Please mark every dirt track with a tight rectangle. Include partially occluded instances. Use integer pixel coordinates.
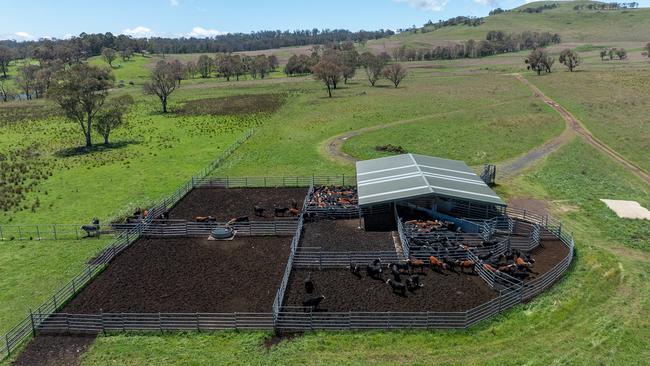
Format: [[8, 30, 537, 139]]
[[322, 73, 650, 184], [510, 74, 650, 184]]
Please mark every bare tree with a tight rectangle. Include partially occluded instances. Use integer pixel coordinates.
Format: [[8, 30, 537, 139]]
[[94, 95, 134, 144], [144, 60, 180, 113], [101, 48, 117, 67], [48, 63, 114, 147], [197, 55, 213, 78], [311, 54, 342, 97], [185, 61, 198, 79], [360, 52, 386, 86], [559, 49, 581, 72], [382, 63, 408, 88], [0, 46, 14, 78], [15, 64, 40, 99]]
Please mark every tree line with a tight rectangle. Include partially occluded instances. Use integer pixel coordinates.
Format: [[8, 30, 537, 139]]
[[0, 28, 395, 59], [573, 2, 639, 10], [519, 4, 559, 13], [389, 31, 560, 62]]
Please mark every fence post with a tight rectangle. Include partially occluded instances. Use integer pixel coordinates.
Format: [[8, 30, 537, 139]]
[[196, 313, 200, 332], [52, 225, 57, 240], [5, 333, 10, 356], [235, 312, 238, 331], [101, 310, 106, 336], [29, 309, 36, 337], [0, 225, 3, 240], [75, 226, 79, 240], [18, 226, 22, 240], [159, 313, 163, 334], [36, 226, 41, 240]]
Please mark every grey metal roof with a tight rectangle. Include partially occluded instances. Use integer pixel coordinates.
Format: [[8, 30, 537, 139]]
[[356, 153, 504, 206]]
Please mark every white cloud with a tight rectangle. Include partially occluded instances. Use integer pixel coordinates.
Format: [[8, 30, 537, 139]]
[[121, 26, 154, 37], [474, 0, 498, 6], [188, 26, 227, 37], [170, 0, 179, 6], [393, 0, 448, 11], [14, 31, 33, 39]]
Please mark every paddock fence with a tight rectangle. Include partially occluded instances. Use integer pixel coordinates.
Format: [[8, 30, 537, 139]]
[[0, 223, 114, 241], [195, 175, 356, 189], [272, 185, 313, 315], [33, 312, 275, 334], [274, 283, 524, 331], [137, 220, 299, 237], [293, 247, 401, 269]]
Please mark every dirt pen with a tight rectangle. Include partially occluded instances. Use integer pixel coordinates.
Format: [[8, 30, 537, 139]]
[[168, 187, 309, 221], [63, 236, 292, 314]]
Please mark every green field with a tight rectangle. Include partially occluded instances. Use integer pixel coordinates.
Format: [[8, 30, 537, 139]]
[[2, 2, 650, 364], [523, 67, 650, 172], [375, 0, 650, 46]]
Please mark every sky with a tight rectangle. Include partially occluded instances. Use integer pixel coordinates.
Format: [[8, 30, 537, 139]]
[[1, 0, 649, 40]]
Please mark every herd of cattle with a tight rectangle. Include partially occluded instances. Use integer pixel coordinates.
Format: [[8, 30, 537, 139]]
[[307, 186, 358, 209], [300, 249, 537, 310]]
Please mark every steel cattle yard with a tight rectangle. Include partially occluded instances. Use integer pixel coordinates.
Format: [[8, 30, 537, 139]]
[[1, 154, 575, 360]]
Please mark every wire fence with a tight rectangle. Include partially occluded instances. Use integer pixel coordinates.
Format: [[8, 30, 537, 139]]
[[0, 224, 112, 241]]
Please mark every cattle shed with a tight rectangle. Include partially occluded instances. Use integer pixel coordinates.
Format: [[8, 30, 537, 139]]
[[356, 154, 506, 231]]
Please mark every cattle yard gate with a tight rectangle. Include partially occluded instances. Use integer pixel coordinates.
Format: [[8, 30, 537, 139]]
[[0, 138, 575, 359]]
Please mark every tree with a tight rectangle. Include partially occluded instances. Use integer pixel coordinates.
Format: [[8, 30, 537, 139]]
[[185, 61, 198, 79], [101, 47, 117, 67], [340, 49, 359, 84], [48, 63, 114, 147], [15, 64, 40, 99], [0, 46, 14, 78], [267, 55, 279, 71], [311, 54, 342, 97], [169, 60, 186, 84], [120, 48, 134, 61], [382, 63, 408, 88], [644, 43, 650, 58], [360, 52, 386, 86], [525, 49, 554, 75], [94, 95, 134, 144], [197, 55, 213, 78], [600, 49, 608, 61], [144, 60, 180, 113], [615, 48, 627, 60], [0, 78, 15, 102], [559, 49, 581, 72], [216, 54, 234, 81]]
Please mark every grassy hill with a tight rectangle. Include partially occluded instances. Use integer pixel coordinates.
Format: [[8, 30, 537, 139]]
[[370, 0, 650, 48]]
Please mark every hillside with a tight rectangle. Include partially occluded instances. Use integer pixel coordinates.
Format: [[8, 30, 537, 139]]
[[370, 0, 650, 48]]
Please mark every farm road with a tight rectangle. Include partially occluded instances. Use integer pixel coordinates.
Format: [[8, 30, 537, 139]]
[[511, 74, 650, 184], [322, 73, 650, 185]]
